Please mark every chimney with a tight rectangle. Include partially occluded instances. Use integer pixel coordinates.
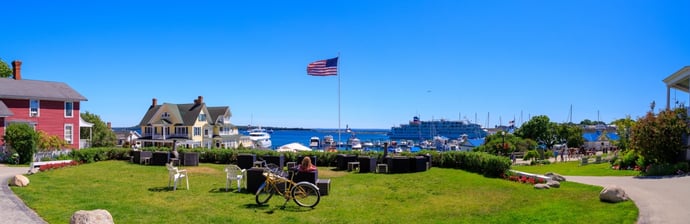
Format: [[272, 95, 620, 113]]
[[152, 98, 157, 107], [11, 60, 22, 80], [107, 122, 112, 130], [197, 96, 203, 105]]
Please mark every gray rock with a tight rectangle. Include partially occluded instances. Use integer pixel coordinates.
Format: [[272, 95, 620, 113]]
[[70, 209, 114, 224], [546, 180, 561, 188], [545, 172, 566, 182], [10, 174, 29, 187], [534, 183, 550, 189], [599, 185, 628, 203]]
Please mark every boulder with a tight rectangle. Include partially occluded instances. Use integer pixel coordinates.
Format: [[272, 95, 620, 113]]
[[545, 172, 566, 182], [70, 209, 114, 224], [10, 175, 29, 187], [534, 183, 550, 189], [546, 180, 561, 188], [599, 185, 628, 203]]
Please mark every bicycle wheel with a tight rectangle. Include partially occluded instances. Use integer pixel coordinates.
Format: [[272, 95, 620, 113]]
[[255, 182, 274, 205], [291, 182, 320, 208]]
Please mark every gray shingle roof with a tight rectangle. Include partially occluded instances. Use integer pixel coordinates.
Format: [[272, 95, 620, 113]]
[[0, 78, 87, 101]]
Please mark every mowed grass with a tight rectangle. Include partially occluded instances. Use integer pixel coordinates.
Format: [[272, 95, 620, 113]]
[[12, 161, 637, 223], [512, 161, 640, 176]]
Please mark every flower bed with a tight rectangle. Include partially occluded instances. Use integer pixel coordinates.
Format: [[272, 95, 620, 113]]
[[502, 171, 548, 185], [38, 160, 78, 171]]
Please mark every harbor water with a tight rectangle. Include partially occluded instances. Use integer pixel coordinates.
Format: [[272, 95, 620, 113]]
[[267, 129, 390, 150]]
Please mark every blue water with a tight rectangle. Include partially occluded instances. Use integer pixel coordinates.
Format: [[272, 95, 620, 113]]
[[267, 129, 390, 150]]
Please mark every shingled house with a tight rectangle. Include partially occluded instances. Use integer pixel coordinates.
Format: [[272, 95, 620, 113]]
[[0, 60, 88, 150], [136, 96, 244, 149]]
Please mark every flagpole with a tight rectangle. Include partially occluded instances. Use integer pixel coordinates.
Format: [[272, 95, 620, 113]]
[[337, 52, 341, 150]]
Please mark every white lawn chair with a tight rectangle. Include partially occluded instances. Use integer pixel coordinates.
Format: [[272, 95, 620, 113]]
[[166, 163, 189, 190], [224, 164, 246, 192]]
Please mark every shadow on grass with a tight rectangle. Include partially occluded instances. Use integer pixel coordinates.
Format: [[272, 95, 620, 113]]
[[243, 203, 315, 214], [208, 188, 250, 194], [148, 186, 175, 192]]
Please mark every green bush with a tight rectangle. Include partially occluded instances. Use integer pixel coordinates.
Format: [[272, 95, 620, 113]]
[[615, 150, 638, 169], [644, 162, 689, 176], [3, 123, 39, 164], [523, 150, 539, 161]]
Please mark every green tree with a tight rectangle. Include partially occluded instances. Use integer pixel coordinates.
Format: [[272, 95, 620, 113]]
[[80, 111, 117, 147], [0, 58, 11, 78], [3, 123, 39, 164], [516, 115, 559, 149], [612, 116, 636, 150], [555, 123, 584, 148], [631, 107, 688, 164]]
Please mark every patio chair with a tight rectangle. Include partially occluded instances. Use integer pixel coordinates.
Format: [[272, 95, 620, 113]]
[[224, 164, 246, 192], [166, 163, 189, 190]]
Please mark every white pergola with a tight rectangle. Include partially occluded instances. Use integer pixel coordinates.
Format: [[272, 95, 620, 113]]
[[663, 66, 690, 110], [79, 117, 93, 149]]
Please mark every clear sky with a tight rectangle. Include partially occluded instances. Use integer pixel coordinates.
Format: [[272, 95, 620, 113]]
[[2, 0, 689, 129]]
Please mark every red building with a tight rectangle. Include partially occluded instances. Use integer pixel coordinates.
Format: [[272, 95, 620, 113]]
[[0, 60, 88, 150]]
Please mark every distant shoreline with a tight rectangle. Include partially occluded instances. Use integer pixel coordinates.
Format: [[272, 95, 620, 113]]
[[112, 126, 390, 133]]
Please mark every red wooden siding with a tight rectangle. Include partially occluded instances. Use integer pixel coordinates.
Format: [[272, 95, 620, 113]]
[[1, 99, 81, 149]]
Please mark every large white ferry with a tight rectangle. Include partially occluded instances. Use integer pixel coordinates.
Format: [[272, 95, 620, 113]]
[[388, 116, 487, 141]]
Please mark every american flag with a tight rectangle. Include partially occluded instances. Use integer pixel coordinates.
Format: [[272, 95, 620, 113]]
[[307, 57, 338, 76]]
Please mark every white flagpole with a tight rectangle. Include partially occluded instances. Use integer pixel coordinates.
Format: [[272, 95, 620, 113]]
[[337, 52, 341, 149]]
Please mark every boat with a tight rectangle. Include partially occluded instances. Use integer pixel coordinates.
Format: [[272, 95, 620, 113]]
[[348, 136, 362, 150], [309, 136, 321, 149], [362, 140, 374, 148], [388, 116, 488, 142], [248, 129, 272, 149]]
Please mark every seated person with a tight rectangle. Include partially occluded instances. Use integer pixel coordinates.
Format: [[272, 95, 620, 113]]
[[291, 157, 318, 184], [296, 156, 317, 172]]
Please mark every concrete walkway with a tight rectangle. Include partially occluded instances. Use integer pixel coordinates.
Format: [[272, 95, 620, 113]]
[[566, 175, 690, 224], [0, 165, 48, 224]]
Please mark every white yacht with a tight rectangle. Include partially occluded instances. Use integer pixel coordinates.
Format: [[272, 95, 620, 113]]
[[248, 129, 272, 149], [309, 136, 321, 149]]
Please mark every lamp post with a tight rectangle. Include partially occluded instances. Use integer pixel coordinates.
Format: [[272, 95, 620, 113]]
[[500, 131, 506, 156]]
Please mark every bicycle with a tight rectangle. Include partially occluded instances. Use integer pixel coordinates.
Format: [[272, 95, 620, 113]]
[[255, 163, 321, 208]]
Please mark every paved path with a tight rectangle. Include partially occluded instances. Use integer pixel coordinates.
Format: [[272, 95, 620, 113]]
[[566, 175, 690, 224], [0, 165, 47, 224]]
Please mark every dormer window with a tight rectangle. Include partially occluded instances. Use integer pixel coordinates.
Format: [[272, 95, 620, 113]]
[[198, 114, 207, 122], [161, 112, 170, 119]]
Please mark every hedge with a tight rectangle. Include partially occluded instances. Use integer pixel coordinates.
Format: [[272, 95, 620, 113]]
[[67, 147, 511, 178]]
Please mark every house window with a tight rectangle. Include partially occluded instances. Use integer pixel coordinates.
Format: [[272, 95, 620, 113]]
[[30, 99, 39, 117], [144, 126, 152, 135], [193, 127, 202, 136], [198, 114, 206, 122], [175, 127, 188, 135], [65, 102, 74, 117], [204, 128, 209, 136], [161, 112, 170, 119], [64, 124, 74, 144]]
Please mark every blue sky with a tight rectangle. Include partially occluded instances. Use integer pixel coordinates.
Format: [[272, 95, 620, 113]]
[[2, 0, 689, 129]]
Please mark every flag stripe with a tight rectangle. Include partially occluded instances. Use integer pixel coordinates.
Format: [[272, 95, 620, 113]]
[[307, 57, 338, 76]]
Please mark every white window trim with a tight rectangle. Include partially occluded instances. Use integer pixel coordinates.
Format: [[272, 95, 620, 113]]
[[65, 101, 74, 118], [64, 124, 74, 144], [30, 99, 39, 117]]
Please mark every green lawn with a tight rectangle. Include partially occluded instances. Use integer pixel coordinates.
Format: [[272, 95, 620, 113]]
[[12, 161, 638, 223], [512, 161, 640, 176]]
